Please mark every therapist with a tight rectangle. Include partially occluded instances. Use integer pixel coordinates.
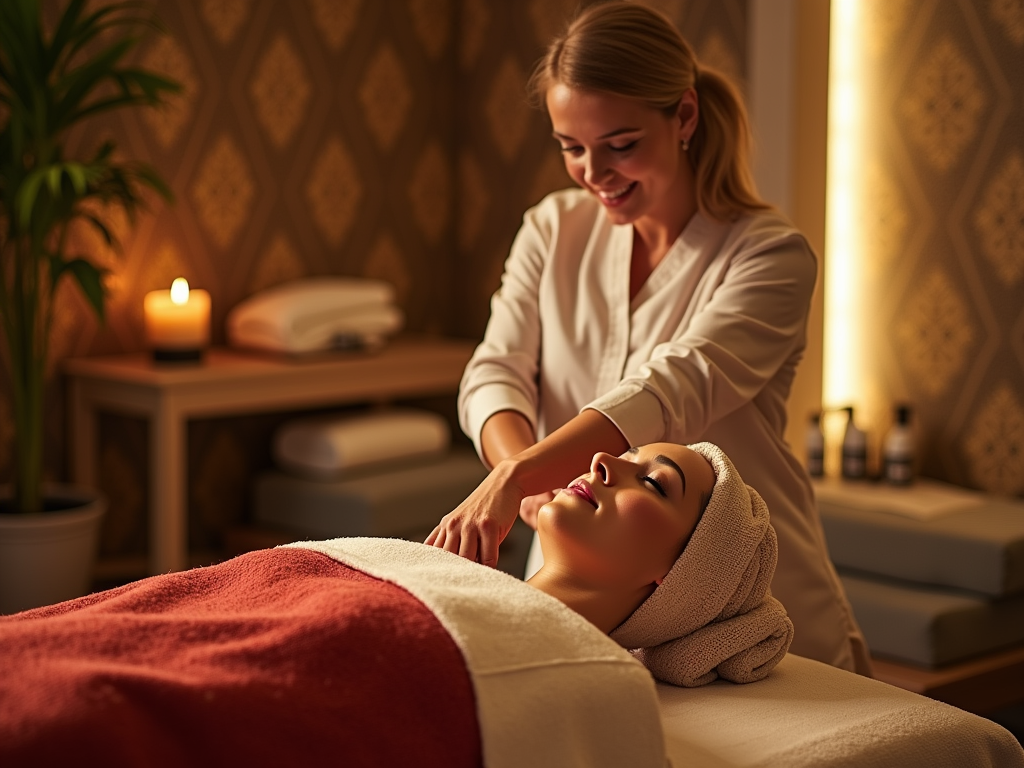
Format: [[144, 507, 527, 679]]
[[427, 1, 870, 675]]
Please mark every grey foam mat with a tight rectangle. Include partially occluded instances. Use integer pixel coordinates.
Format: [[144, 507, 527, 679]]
[[839, 570, 1024, 667], [253, 450, 536, 578], [254, 449, 488, 540], [819, 494, 1024, 597]]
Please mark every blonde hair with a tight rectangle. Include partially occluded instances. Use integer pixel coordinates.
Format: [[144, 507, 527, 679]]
[[528, 1, 768, 221]]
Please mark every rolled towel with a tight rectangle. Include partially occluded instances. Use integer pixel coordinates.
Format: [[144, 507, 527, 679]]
[[273, 409, 451, 479], [610, 442, 794, 687]]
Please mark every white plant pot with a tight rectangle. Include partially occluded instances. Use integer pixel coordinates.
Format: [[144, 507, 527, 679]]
[[0, 484, 106, 615]]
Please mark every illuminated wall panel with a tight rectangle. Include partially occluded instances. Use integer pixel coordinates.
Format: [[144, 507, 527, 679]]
[[824, 1, 1023, 492]]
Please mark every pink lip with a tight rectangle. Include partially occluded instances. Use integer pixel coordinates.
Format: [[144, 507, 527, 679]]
[[566, 479, 598, 509]]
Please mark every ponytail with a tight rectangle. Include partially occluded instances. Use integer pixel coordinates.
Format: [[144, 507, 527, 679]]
[[690, 65, 770, 219], [530, 2, 769, 221]]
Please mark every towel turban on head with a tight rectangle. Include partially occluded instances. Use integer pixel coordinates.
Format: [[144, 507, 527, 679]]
[[610, 442, 794, 687]]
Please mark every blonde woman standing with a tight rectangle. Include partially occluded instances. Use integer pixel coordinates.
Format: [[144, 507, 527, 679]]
[[427, 1, 869, 675]]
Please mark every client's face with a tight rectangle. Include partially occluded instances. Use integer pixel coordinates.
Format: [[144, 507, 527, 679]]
[[537, 443, 716, 590]]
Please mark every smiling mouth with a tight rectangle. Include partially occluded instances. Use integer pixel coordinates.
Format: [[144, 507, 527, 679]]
[[594, 181, 637, 208], [566, 479, 598, 509]]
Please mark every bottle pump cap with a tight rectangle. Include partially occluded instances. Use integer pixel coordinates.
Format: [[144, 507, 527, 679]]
[[895, 405, 911, 425]]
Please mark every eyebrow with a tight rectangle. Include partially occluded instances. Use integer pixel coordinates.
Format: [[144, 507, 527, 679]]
[[626, 447, 687, 495], [552, 127, 641, 141], [655, 454, 687, 495]]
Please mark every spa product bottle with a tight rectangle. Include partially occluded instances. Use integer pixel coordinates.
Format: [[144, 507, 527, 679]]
[[805, 413, 825, 477], [883, 405, 914, 486], [841, 406, 867, 480]]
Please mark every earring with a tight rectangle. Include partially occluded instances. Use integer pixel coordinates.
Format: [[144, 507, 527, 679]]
[[681, 138, 690, 151]]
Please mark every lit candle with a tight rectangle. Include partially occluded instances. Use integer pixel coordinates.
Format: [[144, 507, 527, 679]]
[[143, 278, 211, 362]]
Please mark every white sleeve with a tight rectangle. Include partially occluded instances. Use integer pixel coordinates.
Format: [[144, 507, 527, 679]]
[[458, 206, 551, 460], [586, 235, 817, 447]]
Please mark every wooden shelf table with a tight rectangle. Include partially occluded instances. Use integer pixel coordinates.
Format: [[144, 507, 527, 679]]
[[65, 338, 475, 575], [871, 645, 1024, 715]]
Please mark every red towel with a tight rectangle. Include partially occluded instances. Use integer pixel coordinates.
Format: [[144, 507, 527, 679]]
[[0, 548, 482, 768]]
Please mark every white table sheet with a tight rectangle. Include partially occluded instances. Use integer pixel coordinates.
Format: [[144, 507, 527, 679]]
[[659, 654, 1024, 767]]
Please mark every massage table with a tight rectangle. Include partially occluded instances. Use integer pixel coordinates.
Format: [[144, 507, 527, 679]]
[[2, 538, 1021, 767], [658, 654, 1022, 767]]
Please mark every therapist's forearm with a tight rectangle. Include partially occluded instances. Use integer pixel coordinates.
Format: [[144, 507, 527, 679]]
[[480, 410, 536, 469], [503, 409, 629, 497]]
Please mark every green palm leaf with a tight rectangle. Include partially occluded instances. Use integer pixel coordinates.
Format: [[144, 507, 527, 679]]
[[0, 0, 180, 514]]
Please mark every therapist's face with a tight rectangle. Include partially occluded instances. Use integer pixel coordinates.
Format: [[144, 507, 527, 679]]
[[537, 443, 715, 590], [546, 84, 697, 228]]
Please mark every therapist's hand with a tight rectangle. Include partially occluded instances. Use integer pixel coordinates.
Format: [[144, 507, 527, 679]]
[[425, 459, 524, 568], [519, 490, 557, 530]]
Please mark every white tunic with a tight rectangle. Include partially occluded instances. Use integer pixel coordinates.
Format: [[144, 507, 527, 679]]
[[459, 189, 868, 673]]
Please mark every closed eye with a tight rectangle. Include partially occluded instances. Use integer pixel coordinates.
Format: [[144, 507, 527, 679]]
[[559, 144, 583, 156], [610, 140, 638, 152], [643, 475, 666, 497]]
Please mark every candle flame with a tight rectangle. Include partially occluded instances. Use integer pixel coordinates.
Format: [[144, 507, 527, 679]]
[[170, 277, 190, 305]]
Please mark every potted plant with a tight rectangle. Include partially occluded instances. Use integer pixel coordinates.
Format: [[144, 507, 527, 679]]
[[0, 0, 179, 612]]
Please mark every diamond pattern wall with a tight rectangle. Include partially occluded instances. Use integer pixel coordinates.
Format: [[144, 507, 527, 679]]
[[25, 0, 1019, 561], [973, 149, 1024, 286], [249, 35, 312, 149], [191, 134, 256, 249], [856, 0, 1023, 493], [359, 44, 413, 151], [305, 136, 363, 248], [900, 36, 987, 172]]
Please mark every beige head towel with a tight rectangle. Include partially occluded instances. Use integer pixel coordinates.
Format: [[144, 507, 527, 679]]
[[610, 442, 794, 687]]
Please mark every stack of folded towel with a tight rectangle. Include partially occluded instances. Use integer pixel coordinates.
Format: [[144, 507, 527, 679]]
[[226, 277, 403, 354], [815, 477, 1024, 667], [255, 409, 483, 542]]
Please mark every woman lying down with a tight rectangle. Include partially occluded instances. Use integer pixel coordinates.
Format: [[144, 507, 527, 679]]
[[0, 442, 793, 768]]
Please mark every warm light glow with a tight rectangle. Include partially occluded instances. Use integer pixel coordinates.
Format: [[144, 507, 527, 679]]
[[170, 277, 190, 305], [824, 0, 865, 412]]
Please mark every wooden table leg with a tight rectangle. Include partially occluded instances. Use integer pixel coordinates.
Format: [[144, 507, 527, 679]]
[[68, 379, 98, 489], [151, 394, 187, 574]]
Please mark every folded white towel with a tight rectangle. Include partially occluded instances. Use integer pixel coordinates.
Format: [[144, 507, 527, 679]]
[[285, 538, 667, 768], [226, 277, 403, 353], [274, 409, 451, 479]]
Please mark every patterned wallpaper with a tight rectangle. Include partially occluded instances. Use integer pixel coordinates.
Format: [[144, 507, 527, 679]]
[[848, 0, 1023, 496], [8, 0, 1019, 573], [0, 0, 749, 566], [453, 0, 750, 336]]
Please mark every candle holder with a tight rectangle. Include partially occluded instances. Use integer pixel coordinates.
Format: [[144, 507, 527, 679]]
[[152, 347, 203, 363], [144, 278, 211, 364]]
